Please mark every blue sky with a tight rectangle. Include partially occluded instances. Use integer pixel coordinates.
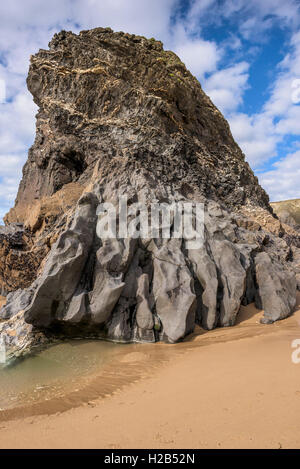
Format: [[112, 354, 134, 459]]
[[0, 0, 300, 222]]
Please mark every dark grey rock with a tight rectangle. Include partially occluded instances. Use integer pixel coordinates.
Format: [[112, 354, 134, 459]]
[[0, 288, 34, 320], [151, 239, 197, 343], [187, 244, 218, 330], [24, 192, 98, 328], [63, 292, 87, 324], [209, 239, 246, 327], [255, 252, 297, 324]]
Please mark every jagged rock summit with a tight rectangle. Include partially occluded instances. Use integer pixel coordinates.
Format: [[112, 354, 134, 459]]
[[0, 27, 299, 361]]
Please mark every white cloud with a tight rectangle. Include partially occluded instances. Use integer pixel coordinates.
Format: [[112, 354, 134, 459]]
[[226, 29, 300, 184], [0, 91, 36, 221], [184, 0, 300, 42], [262, 31, 300, 138], [175, 39, 221, 79], [0, 90, 37, 154], [226, 32, 300, 197], [204, 61, 249, 113], [264, 53, 300, 118], [228, 112, 279, 167], [71, 0, 176, 40], [275, 106, 300, 135], [222, 0, 300, 41], [239, 16, 273, 42], [0, 175, 23, 220], [259, 150, 300, 201]]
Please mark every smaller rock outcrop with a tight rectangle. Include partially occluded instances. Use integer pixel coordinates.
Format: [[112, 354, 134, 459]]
[[271, 199, 300, 230], [0, 309, 48, 363], [24, 192, 98, 328], [255, 252, 297, 324]]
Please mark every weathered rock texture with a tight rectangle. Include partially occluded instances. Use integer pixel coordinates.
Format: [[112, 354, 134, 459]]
[[0, 28, 299, 361], [0, 224, 45, 296]]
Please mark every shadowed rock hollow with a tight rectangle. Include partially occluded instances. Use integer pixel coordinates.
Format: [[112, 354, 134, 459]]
[[0, 27, 299, 361]]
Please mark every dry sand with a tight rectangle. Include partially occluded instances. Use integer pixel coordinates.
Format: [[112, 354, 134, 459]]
[[0, 294, 300, 449]]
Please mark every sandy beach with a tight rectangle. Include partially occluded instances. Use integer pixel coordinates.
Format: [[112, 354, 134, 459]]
[[0, 294, 300, 449]]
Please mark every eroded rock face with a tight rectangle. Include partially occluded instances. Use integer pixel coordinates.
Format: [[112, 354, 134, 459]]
[[0, 224, 46, 296], [2, 188, 294, 350], [9, 28, 271, 218], [0, 310, 48, 363], [0, 288, 34, 320], [0, 27, 299, 361], [255, 252, 297, 323], [24, 192, 98, 328]]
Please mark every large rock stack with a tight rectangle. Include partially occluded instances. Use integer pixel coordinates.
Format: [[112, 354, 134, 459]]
[[0, 28, 299, 361]]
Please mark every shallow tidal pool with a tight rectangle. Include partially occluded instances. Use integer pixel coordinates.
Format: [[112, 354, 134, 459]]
[[0, 340, 124, 410]]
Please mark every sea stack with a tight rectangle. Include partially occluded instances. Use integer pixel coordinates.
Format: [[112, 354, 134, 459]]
[[0, 28, 299, 360]]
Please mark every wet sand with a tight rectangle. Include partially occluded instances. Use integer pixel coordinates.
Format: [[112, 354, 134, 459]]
[[0, 294, 300, 449]]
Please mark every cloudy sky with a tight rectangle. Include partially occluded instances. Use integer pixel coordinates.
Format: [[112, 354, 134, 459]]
[[0, 0, 300, 221]]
